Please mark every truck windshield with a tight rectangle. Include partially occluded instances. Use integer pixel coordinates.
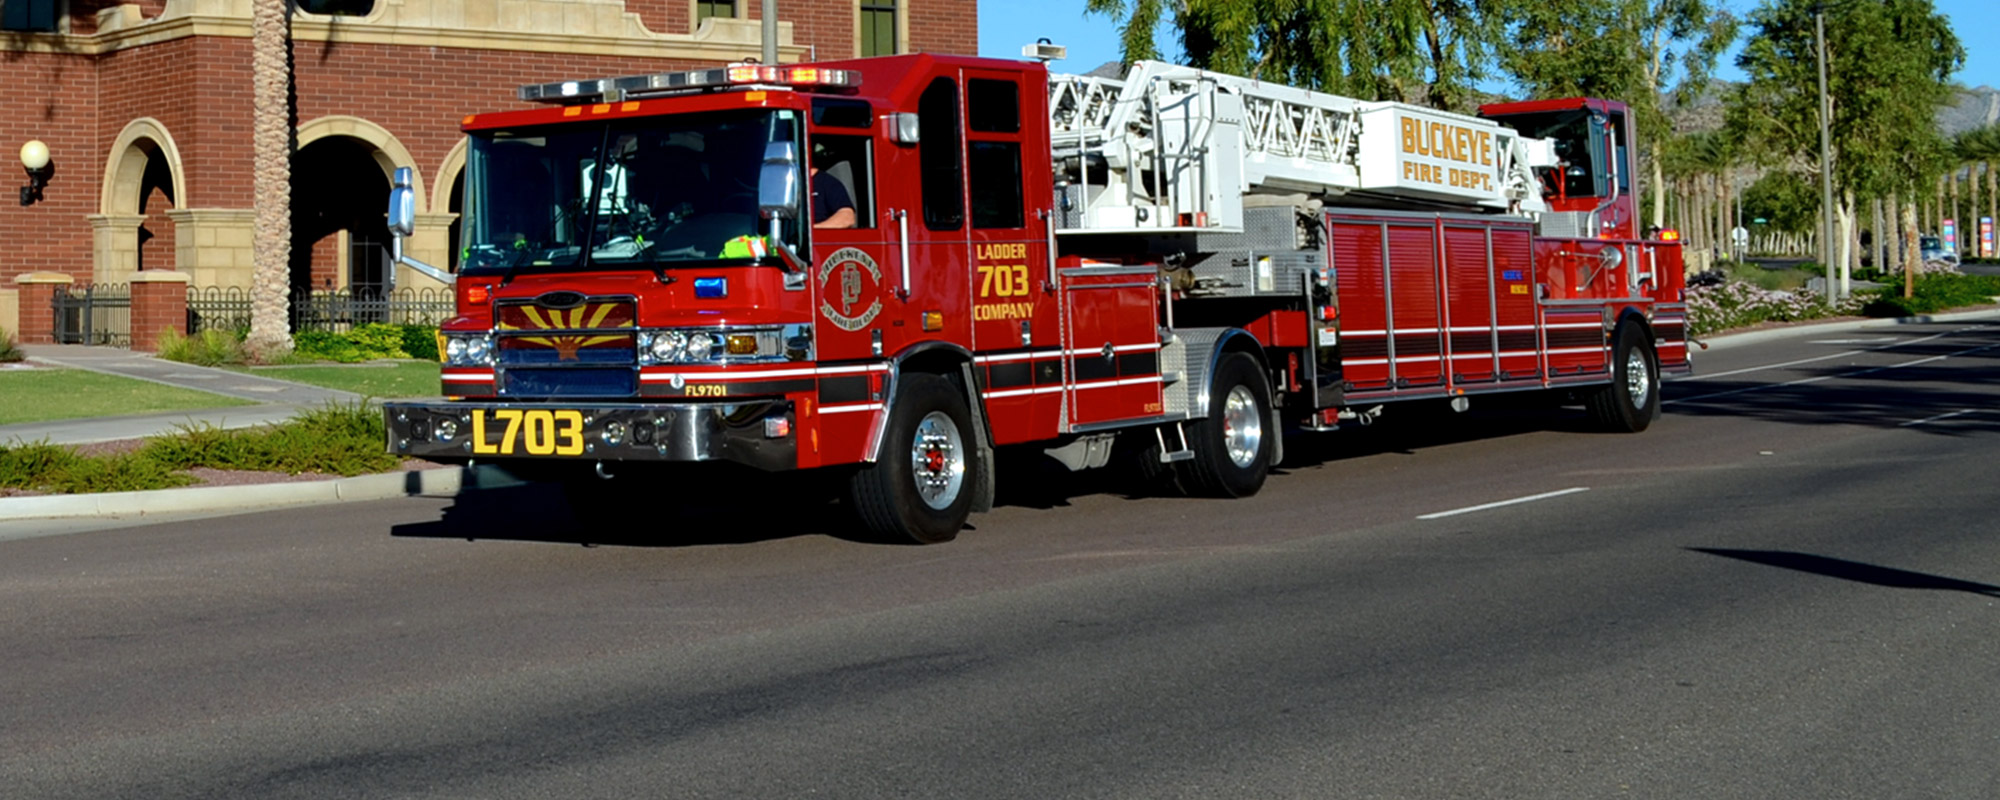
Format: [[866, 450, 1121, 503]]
[[459, 110, 801, 275]]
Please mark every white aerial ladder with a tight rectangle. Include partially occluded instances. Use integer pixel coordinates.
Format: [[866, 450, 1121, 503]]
[[1047, 61, 1558, 235]]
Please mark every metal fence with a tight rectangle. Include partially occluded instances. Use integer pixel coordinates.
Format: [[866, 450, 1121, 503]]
[[53, 283, 131, 346], [187, 286, 454, 334], [185, 285, 251, 334]]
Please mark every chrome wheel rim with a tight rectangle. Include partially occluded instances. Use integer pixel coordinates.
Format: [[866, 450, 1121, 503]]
[[910, 411, 966, 510], [1221, 385, 1263, 469], [1624, 349, 1652, 410]]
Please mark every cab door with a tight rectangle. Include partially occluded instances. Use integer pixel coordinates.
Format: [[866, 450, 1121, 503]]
[[962, 67, 1062, 443]]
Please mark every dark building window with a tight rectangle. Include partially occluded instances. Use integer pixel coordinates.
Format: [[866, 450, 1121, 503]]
[[295, 0, 376, 16], [1, 0, 59, 32], [860, 0, 897, 56], [697, 0, 736, 22]]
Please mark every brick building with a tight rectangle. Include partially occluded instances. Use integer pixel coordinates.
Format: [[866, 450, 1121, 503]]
[[0, 0, 978, 338]]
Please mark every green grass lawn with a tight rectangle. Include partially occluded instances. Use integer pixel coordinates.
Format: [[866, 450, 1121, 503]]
[[242, 361, 441, 399], [0, 368, 255, 426]]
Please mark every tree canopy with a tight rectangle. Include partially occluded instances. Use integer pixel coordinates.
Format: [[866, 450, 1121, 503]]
[[1729, 0, 1962, 198]]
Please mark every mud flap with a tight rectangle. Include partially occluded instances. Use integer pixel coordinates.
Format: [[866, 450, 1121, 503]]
[[959, 362, 997, 513]]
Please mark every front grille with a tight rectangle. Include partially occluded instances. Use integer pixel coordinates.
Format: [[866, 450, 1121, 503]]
[[503, 368, 637, 398]]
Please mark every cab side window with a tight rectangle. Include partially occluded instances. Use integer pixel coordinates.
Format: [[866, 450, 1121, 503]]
[[918, 78, 964, 231], [967, 78, 1024, 230], [810, 134, 875, 229]]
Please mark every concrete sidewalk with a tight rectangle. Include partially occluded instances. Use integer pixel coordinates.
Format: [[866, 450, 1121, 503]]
[[0, 343, 364, 446]]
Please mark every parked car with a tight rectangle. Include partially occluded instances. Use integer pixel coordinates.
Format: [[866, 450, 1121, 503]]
[[1920, 235, 1961, 268]]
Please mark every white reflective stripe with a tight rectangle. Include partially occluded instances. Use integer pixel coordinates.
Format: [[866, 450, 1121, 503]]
[[1543, 322, 1602, 329], [813, 364, 890, 375], [984, 385, 1064, 399], [441, 373, 494, 382], [1073, 376, 1162, 390], [1342, 329, 1388, 336], [639, 367, 820, 382], [1547, 346, 1608, 355], [819, 402, 884, 414]]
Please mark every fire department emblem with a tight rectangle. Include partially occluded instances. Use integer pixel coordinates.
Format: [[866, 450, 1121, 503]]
[[817, 247, 883, 332]]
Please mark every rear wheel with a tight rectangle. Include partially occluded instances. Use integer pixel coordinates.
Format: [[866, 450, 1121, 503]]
[[1176, 352, 1274, 498], [848, 373, 979, 544], [1587, 322, 1661, 432]]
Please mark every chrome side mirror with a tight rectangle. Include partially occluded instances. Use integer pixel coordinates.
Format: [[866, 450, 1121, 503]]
[[388, 166, 417, 237], [758, 142, 799, 220]]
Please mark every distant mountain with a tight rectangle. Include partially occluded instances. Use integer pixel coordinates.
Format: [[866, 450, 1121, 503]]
[[1938, 86, 2000, 135]]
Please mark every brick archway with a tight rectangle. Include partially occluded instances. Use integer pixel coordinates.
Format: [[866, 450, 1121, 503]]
[[295, 115, 424, 212], [93, 118, 189, 281]]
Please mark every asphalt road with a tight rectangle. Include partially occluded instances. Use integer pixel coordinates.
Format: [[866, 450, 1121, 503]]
[[4, 318, 1999, 799]]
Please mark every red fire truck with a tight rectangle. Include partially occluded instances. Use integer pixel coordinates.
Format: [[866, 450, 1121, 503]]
[[383, 53, 1688, 543]]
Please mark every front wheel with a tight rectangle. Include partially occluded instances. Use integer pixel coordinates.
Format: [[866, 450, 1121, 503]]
[[847, 373, 980, 544], [1176, 352, 1274, 498], [1587, 322, 1661, 433]]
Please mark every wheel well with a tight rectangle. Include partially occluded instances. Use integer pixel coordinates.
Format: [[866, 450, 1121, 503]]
[[896, 345, 974, 393], [1616, 309, 1655, 345]]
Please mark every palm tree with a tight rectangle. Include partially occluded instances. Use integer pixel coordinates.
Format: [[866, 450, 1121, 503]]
[[245, 0, 293, 358]]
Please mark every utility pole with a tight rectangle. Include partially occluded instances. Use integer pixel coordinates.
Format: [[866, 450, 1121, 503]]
[[762, 0, 778, 65], [1815, 7, 1837, 306]]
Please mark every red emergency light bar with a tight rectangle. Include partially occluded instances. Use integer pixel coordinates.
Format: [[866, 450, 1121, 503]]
[[519, 64, 859, 105]]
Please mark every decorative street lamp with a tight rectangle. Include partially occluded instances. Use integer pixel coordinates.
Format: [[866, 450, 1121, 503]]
[[19, 139, 51, 206]]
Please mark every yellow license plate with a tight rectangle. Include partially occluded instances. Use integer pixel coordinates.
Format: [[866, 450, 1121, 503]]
[[469, 408, 588, 456]]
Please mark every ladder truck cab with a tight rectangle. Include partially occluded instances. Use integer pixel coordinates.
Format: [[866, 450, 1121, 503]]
[[382, 53, 1688, 544]]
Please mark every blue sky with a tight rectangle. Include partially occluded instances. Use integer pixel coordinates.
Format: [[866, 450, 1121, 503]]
[[979, 0, 2000, 91]]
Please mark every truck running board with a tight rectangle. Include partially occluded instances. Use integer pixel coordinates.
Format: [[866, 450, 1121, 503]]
[[1155, 423, 1196, 463]]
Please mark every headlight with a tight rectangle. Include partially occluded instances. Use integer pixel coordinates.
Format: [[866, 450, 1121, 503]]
[[684, 332, 716, 361], [656, 331, 687, 362], [639, 327, 806, 364], [443, 334, 493, 366]]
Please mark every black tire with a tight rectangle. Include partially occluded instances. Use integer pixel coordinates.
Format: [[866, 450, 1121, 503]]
[[1587, 321, 1661, 433], [1175, 352, 1274, 498], [847, 373, 980, 544]]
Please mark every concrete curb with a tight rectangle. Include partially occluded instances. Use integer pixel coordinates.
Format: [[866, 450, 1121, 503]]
[[1698, 307, 2000, 351], [0, 467, 470, 522]]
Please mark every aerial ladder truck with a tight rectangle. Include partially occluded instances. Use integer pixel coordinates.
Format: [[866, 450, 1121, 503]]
[[383, 52, 1689, 543]]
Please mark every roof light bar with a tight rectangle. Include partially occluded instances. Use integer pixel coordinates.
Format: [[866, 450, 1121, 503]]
[[519, 64, 860, 105]]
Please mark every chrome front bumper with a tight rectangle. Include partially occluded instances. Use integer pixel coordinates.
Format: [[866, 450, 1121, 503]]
[[384, 399, 797, 471]]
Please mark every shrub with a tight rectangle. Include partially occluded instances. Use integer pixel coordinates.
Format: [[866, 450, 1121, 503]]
[[156, 328, 249, 366], [1686, 282, 1867, 337], [0, 441, 193, 494], [0, 326, 22, 363], [141, 401, 398, 476], [1861, 273, 2000, 317], [399, 325, 440, 361], [292, 323, 413, 363]]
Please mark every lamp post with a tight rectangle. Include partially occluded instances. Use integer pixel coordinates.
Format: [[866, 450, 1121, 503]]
[[19, 139, 50, 206], [762, 0, 777, 65], [1815, 7, 1837, 306]]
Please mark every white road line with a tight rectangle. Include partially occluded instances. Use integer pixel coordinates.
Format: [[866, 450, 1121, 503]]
[[1668, 341, 1998, 406], [1677, 351, 1861, 381], [1417, 487, 1590, 520], [1679, 329, 1961, 383], [1901, 409, 1978, 427]]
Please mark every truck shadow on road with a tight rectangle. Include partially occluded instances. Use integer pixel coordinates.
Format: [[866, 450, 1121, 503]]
[[390, 470, 870, 547], [1688, 548, 2000, 597]]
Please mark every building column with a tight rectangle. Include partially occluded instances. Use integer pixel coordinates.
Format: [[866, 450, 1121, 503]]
[[86, 214, 148, 284], [127, 271, 192, 353], [165, 208, 256, 290], [395, 212, 460, 292], [13, 273, 75, 344], [0, 287, 17, 341]]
